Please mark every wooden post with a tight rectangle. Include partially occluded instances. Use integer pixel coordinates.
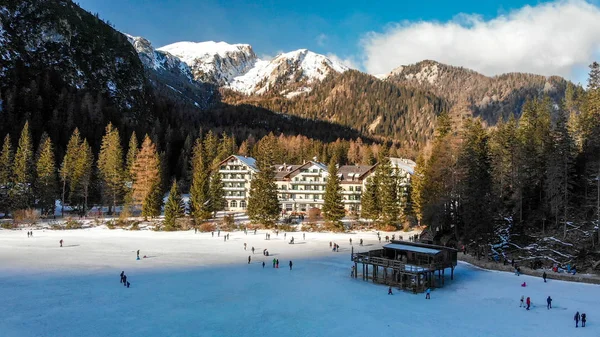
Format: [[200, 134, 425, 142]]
[[442, 268, 445, 285], [451, 267, 454, 280]]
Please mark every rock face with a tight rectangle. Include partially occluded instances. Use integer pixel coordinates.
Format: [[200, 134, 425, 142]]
[[125, 34, 194, 82], [158, 41, 257, 87], [157, 41, 348, 95]]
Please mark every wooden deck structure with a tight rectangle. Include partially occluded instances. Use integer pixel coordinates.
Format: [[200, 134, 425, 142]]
[[351, 240, 458, 293]]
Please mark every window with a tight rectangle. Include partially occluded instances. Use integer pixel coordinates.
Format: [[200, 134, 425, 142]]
[[230, 200, 237, 208], [349, 186, 354, 191], [240, 201, 246, 209], [356, 186, 362, 192]]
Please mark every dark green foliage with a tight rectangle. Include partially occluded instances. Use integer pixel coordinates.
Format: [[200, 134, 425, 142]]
[[189, 140, 210, 221], [322, 161, 345, 224], [247, 163, 280, 227], [0, 135, 13, 215], [11, 122, 34, 210], [164, 180, 184, 229], [208, 171, 225, 217], [376, 158, 399, 226]]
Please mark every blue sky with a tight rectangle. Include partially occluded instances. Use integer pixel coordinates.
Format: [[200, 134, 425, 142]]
[[78, 0, 600, 82]]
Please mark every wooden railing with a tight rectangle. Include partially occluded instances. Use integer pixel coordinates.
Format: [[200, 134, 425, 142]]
[[352, 252, 448, 272]]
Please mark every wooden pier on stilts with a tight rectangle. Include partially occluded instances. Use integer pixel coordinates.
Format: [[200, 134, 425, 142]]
[[351, 240, 458, 293]]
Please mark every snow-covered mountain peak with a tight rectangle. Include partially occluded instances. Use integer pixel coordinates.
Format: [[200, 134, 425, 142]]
[[124, 33, 193, 81], [157, 41, 257, 86]]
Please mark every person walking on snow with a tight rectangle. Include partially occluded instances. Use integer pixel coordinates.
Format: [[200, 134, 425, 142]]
[[137, 250, 140, 259], [289, 261, 293, 270], [122, 274, 127, 287], [520, 295, 524, 307], [543, 271, 547, 283], [244, 243, 247, 250], [248, 256, 251, 264], [575, 311, 580, 328], [425, 288, 431, 299], [272, 258, 276, 268], [581, 313, 586, 327], [349, 238, 352, 245], [252, 247, 255, 254], [388, 286, 393, 295], [59, 239, 63, 247], [262, 261, 265, 268], [276, 259, 279, 268], [120, 271, 125, 283], [547, 296, 552, 309], [526, 297, 531, 310]]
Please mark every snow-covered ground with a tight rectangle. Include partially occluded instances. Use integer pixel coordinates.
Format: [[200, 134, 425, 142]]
[[0, 229, 597, 337]]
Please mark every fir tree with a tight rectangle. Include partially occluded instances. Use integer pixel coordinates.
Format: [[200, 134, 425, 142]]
[[164, 179, 184, 229], [77, 140, 94, 215], [377, 158, 399, 226], [132, 135, 161, 217], [125, 132, 139, 183], [360, 175, 379, 222], [98, 123, 124, 214], [11, 121, 34, 210], [189, 139, 211, 221], [247, 160, 280, 227], [0, 135, 13, 215], [209, 171, 225, 217], [35, 134, 57, 216], [60, 129, 82, 216], [203, 130, 218, 168], [322, 161, 345, 225]]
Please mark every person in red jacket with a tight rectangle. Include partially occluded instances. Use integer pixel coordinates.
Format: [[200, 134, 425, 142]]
[[526, 297, 531, 310]]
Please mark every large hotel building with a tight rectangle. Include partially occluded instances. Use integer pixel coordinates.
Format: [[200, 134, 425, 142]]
[[218, 155, 415, 214]]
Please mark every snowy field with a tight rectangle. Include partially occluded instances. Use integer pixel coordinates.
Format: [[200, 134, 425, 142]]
[[0, 228, 598, 337]]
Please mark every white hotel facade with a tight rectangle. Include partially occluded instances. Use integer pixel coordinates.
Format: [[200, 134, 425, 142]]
[[217, 155, 415, 213]]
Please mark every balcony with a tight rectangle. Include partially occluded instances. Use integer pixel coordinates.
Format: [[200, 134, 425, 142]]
[[219, 169, 249, 174], [222, 178, 246, 182], [225, 195, 246, 199], [223, 186, 246, 191]]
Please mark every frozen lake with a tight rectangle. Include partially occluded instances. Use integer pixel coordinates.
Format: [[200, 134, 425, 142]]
[[0, 228, 597, 337]]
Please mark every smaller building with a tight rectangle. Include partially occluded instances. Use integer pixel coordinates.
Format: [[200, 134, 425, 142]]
[[218, 155, 258, 212], [337, 164, 377, 213], [352, 240, 457, 292]]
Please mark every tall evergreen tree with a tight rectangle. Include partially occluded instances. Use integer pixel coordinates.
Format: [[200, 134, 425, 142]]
[[457, 118, 494, 240], [360, 175, 380, 222], [98, 123, 124, 214], [60, 129, 82, 216], [322, 161, 345, 225], [377, 158, 399, 226], [0, 135, 13, 216], [247, 159, 280, 227], [164, 179, 184, 229], [132, 135, 161, 217], [125, 132, 139, 182], [203, 130, 218, 168], [11, 121, 34, 210], [35, 134, 57, 216], [545, 108, 575, 237], [77, 139, 94, 215], [189, 139, 211, 221], [208, 171, 225, 217]]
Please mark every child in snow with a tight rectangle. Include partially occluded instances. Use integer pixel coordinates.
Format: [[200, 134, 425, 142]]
[[425, 288, 431, 299], [272, 258, 276, 268], [388, 287, 393, 295], [581, 313, 586, 327], [123, 275, 127, 287], [575, 311, 580, 328], [526, 297, 531, 310], [252, 247, 255, 254], [137, 250, 140, 260], [276, 259, 279, 268], [547, 296, 552, 309], [520, 295, 524, 307], [521, 282, 527, 287], [126, 281, 130, 288]]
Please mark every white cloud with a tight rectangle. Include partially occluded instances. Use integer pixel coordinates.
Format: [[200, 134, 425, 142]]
[[361, 0, 600, 80], [316, 33, 328, 47], [326, 53, 359, 70]]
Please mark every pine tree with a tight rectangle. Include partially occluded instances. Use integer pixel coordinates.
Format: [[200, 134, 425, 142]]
[[77, 140, 94, 215], [132, 135, 161, 217], [125, 132, 138, 183], [98, 123, 124, 214], [377, 157, 399, 226], [11, 121, 34, 210], [322, 161, 345, 225], [34, 134, 57, 216], [164, 179, 184, 229], [360, 174, 379, 222], [457, 118, 493, 240], [209, 171, 225, 217], [545, 107, 575, 237], [60, 129, 82, 216], [0, 134, 13, 215], [203, 130, 218, 168], [247, 160, 280, 227], [189, 139, 211, 221]]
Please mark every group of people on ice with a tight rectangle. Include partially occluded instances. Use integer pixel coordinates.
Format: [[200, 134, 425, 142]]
[[26, 231, 34, 237], [119, 271, 131, 288]]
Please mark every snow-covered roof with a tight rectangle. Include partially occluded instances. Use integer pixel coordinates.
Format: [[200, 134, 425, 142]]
[[383, 243, 441, 255], [233, 155, 258, 171], [389, 157, 417, 175]]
